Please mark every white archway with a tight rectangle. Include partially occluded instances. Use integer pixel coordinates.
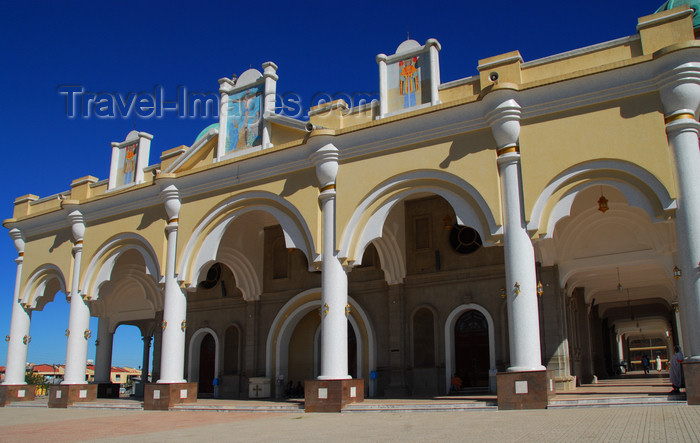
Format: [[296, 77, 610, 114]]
[[265, 288, 377, 396], [178, 191, 318, 297], [80, 233, 160, 300], [445, 303, 497, 393], [21, 264, 67, 310], [529, 160, 675, 237], [187, 327, 220, 389]]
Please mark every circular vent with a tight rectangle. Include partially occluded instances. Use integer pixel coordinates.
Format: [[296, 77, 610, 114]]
[[200, 263, 222, 289], [449, 225, 482, 254]]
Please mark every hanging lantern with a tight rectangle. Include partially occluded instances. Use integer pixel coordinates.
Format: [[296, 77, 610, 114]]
[[673, 266, 681, 279], [537, 281, 544, 297], [499, 288, 506, 299], [598, 186, 609, 213]]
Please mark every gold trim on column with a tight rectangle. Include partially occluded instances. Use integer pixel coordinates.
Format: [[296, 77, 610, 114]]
[[168, 218, 179, 224], [665, 113, 695, 124], [497, 145, 520, 157], [18, 252, 24, 257], [320, 184, 336, 192]]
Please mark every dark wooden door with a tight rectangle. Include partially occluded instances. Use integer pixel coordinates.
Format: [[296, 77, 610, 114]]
[[454, 310, 490, 387], [199, 334, 216, 394]]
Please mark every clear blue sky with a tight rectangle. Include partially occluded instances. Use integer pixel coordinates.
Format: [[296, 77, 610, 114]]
[[0, 1, 667, 368]]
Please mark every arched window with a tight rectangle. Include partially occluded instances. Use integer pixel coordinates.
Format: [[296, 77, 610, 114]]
[[224, 325, 240, 375], [413, 308, 435, 368]]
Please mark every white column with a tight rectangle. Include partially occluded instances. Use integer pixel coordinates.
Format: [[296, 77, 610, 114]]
[[310, 143, 350, 380], [427, 39, 441, 106], [616, 333, 625, 363], [659, 65, 700, 360], [377, 54, 388, 118], [216, 79, 232, 159], [673, 303, 685, 351], [488, 95, 545, 372], [3, 229, 31, 385], [94, 318, 113, 384], [262, 61, 278, 149], [141, 335, 152, 383], [157, 184, 187, 383], [63, 210, 92, 384]]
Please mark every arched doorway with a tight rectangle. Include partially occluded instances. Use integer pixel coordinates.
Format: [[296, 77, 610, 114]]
[[199, 333, 216, 395], [454, 310, 490, 388]]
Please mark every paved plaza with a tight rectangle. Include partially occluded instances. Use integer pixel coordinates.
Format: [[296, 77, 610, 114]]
[[1, 375, 698, 442], [1, 404, 699, 442]]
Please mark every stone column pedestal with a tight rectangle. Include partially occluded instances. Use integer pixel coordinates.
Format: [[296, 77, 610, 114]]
[[683, 361, 700, 405], [0, 385, 36, 406], [48, 384, 97, 408], [143, 382, 197, 410], [304, 379, 364, 412], [96, 382, 120, 399], [496, 370, 553, 410]]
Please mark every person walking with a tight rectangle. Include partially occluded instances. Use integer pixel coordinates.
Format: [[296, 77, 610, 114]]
[[669, 346, 684, 393]]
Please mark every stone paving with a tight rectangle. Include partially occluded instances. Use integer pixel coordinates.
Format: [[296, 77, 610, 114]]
[[1, 404, 699, 442], [0, 373, 697, 442]]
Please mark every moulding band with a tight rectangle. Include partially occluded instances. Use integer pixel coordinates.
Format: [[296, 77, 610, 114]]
[[169, 218, 179, 224], [320, 184, 336, 192], [497, 146, 520, 157], [665, 113, 695, 124]]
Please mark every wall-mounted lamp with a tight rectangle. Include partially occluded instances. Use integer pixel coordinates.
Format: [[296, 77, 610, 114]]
[[443, 215, 452, 231], [514, 282, 521, 295], [537, 281, 544, 297], [499, 288, 506, 299]]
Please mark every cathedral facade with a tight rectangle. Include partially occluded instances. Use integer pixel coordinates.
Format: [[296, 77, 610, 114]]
[[3, 6, 700, 407]]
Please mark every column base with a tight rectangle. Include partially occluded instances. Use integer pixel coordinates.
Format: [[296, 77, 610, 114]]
[[143, 382, 197, 410], [0, 384, 36, 407], [497, 370, 553, 410], [48, 384, 97, 408], [96, 383, 120, 399], [683, 361, 700, 405], [304, 379, 364, 412]]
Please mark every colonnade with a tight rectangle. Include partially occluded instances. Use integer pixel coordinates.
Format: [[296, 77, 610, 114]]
[[3, 79, 700, 393]]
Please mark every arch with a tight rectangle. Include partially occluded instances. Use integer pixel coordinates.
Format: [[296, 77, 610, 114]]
[[21, 264, 67, 310], [445, 303, 497, 393], [187, 327, 220, 389], [80, 233, 161, 300], [340, 170, 501, 275], [223, 323, 242, 375], [178, 191, 318, 296], [265, 288, 377, 396], [410, 304, 439, 368], [528, 160, 676, 237]]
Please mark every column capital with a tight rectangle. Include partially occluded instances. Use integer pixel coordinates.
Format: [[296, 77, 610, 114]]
[[8, 228, 24, 255], [160, 184, 181, 223], [310, 143, 339, 188], [657, 62, 700, 120], [485, 96, 521, 149], [67, 209, 85, 243]]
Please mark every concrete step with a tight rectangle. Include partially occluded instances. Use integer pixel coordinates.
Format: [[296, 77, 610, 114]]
[[549, 395, 687, 409], [172, 403, 304, 413], [343, 401, 497, 413], [69, 401, 144, 410]]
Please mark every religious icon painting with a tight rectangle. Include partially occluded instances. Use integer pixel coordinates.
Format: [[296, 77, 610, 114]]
[[387, 54, 430, 113], [225, 84, 264, 153], [116, 142, 138, 187]]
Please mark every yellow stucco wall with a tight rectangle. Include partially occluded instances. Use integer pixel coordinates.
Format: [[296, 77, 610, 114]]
[[519, 92, 677, 233]]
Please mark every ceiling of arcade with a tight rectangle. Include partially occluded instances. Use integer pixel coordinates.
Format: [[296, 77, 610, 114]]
[[536, 184, 677, 337], [90, 249, 161, 328]]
